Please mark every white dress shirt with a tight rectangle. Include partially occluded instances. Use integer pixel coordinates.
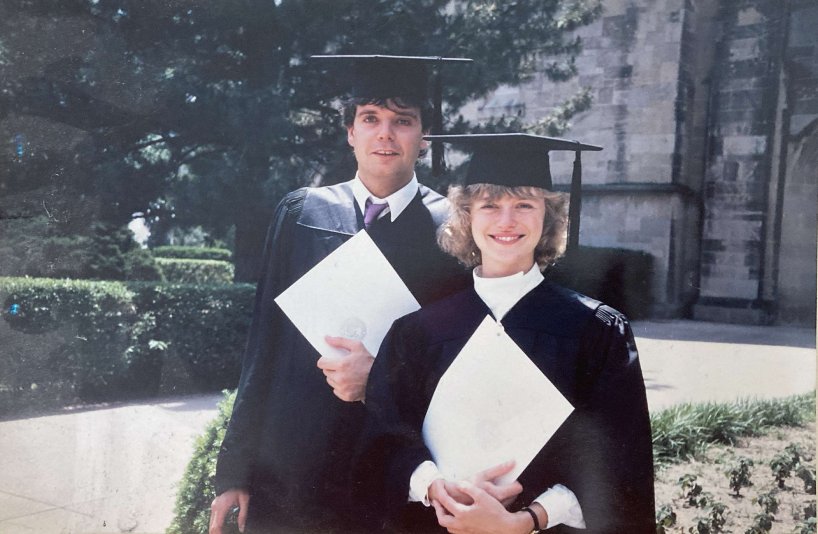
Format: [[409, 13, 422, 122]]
[[408, 264, 586, 530], [351, 172, 419, 223]]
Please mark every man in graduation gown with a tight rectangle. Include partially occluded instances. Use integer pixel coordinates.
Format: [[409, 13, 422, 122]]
[[208, 56, 471, 534]]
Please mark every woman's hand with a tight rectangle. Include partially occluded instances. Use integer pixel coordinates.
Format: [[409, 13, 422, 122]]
[[469, 461, 523, 508], [432, 481, 533, 534], [428, 461, 522, 509]]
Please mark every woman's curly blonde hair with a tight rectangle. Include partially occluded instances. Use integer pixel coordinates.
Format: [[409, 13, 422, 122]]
[[437, 184, 569, 270]]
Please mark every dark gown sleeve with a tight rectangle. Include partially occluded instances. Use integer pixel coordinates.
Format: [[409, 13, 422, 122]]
[[351, 314, 440, 531], [213, 190, 304, 495], [546, 306, 655, 534]]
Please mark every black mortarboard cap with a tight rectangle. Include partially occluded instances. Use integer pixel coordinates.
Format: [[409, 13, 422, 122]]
[[423, 133, 603, 251], [422, 133, 601, 188], [310, 55, 472, 102]]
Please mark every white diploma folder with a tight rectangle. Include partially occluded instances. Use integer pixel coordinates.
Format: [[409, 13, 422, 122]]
[[274, 230, 420, 359], [422, 316, 575, 485]]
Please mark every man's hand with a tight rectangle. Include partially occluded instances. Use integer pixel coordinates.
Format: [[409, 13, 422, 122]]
[[317, 336, 375, 402], [428, 461, 522, 511], [209, 488, 249, 534]]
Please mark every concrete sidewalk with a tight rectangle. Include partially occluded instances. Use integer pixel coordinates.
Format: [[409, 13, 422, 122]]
[[634, 320, 815, 410], [0, 320, 814, 533], [0, 395, 221, 534]]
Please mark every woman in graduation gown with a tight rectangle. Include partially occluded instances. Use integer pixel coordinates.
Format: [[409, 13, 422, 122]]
[[353, 134, 655, 534]]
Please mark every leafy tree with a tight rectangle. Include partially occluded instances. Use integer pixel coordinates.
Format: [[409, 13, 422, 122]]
[[1, 0, 602, 281]]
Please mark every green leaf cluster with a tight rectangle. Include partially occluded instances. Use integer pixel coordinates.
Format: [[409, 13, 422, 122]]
[[679, 474, 707, 507], [156, 259, 235, 284], [726, 457, 754, 496], [753, 491, 779, 515], [651, 393, 816, 470], [744, 512, 773, 534], [656, 503, 677, 534], [677, 475, 727, 534], [544, 246, 655, 319], [167, 390, 239, 534], [797, 463, 816, 494], [770, 444, 803, 488], [0, 277, 254, 417], [154, 247, 233, 262], [130, 283, 254, 391], [1, 0, 603, 280], [0, 277, 162, 415], [689, 503, 728, 534], [795, 517, 817, 534]]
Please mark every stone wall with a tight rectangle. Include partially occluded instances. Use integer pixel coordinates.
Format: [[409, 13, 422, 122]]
[[694, 0, 817, 325], [775, 0, 818, 324], [459, 0, 817, 324], [694, 0, 787, 323], [458, 0, 705, 317]]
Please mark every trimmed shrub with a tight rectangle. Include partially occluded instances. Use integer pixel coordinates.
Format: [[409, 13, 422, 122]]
[[153, 247, 233, 262], [167, 390, 240, 534], [124, 248, 166, 281], [545, 246, 654, 319], [157, 259, 235, 284], [130, 283, 254, 391], [0, 277, 255, 418], [0, 277, 164, 417]]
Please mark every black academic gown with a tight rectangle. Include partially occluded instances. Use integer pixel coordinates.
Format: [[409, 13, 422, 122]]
[[214, 180, 471, 533], [354, 281, 655, 534]]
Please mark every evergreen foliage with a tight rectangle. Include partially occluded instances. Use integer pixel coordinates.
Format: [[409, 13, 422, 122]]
[[545, 246, 654, 319], [167, 390, 239, 534], [0, 277, 163, 416], [153, 247, 233, 262], [0, 0, 603, 281], [131, 283, 253, 390], [156, 258, 235, 284], [0, 277, 254, 417]]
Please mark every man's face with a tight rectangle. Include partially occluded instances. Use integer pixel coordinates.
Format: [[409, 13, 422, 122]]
[[347, 100, 426, 191]]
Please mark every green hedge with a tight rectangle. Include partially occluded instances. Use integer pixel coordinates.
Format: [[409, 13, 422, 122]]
[[130, 284, 253, 391], [167, 391, 816, 534], [0, 277, 254, 418], [545, 246, 654, 319], [153, 247, 233, 262], [168, 390, 240, 534], [0, 278, 163, 416], [157, 259, 235, 284]]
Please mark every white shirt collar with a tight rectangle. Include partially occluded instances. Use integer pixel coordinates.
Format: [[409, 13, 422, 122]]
[[473, 263, 544, 322], [351, 172, 419, 223]]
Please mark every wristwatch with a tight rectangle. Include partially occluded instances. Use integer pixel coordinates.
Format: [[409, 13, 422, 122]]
[[521, 506, 541, 534]]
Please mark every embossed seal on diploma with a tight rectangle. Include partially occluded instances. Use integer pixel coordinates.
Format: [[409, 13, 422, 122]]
[[338, 317, 367, 341]]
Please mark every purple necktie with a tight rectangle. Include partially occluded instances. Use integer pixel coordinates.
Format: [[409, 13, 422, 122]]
[[364, 199, 388, 230]]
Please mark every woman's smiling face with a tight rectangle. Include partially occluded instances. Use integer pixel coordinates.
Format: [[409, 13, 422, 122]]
[[470, 192, 545, 278]]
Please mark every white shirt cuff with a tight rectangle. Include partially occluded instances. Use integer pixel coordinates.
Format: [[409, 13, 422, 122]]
[[533, 484, 586, 529], [408, 461, 445, 506]]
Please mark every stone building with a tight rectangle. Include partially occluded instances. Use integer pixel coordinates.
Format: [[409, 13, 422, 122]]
[[460, 0, 817, 325]]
